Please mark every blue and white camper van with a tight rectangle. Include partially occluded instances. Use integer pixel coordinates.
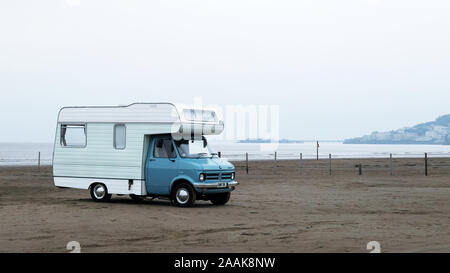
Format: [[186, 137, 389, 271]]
[[52, 103, 238, 207]]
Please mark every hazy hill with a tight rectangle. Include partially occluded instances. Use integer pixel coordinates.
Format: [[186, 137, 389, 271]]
[[344, 115, 450, 145]]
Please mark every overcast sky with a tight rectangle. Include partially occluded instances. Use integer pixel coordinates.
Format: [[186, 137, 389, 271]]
[[1, 0, 449, 142]]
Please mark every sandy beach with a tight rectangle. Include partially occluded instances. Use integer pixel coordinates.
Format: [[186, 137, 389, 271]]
[[1, 158, 450, 253]]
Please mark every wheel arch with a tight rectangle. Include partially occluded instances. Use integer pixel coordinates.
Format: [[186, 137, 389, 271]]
[[170, 176, 196, 194], [88, 181, 104, 190]]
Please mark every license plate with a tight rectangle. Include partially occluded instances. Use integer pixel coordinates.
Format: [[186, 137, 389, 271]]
[[217, 182, 228, 188]]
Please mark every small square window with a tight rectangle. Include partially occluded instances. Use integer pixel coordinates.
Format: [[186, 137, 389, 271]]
[[61, 125, 86, 147]]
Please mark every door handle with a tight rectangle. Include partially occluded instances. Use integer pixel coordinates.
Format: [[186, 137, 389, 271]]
[[149, 159, 156, 162]]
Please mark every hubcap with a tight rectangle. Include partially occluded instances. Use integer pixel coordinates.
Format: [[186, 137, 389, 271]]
[[93, 184, 106, 199], [176, 188, 190, 204]]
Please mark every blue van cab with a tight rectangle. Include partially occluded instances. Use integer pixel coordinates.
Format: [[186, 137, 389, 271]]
[[144, 135, 238, 206]]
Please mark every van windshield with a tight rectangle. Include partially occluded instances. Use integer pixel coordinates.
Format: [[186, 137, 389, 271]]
[[174, 139, 216, 158]]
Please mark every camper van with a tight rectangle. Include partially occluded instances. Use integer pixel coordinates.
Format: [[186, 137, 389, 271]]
[[52, 103, 238, 207]]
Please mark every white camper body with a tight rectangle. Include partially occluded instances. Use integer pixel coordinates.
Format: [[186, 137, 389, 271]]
[[52, 103, 224, 196]]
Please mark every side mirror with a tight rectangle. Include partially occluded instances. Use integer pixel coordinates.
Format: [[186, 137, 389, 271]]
[[203, 137, 208, 148]]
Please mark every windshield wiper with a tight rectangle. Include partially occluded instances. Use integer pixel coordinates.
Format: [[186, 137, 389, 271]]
[[196, 153, 209, 158]]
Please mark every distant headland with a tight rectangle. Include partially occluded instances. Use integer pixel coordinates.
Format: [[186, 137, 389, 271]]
[[344, 114, 450, 145]]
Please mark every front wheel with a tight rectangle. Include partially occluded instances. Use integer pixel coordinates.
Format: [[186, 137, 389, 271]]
[[90, 183, 112, 202], [171, 183, 196, 207], [209, 192, 230, 205]]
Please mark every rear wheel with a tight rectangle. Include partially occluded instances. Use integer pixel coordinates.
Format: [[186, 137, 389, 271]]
[[129, 194, 146, 202], [171, 183, 196, 207], [210, 192, 230, 205], [90, 183, 112, 202]]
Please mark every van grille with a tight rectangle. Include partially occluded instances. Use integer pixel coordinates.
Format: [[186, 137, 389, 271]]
[[221, 173, 233, 180], [205, 172, 233, 181], [205, 173, 220, 180]]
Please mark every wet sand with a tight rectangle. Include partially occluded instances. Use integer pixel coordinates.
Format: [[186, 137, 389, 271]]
[[1, 158, 450, 253]]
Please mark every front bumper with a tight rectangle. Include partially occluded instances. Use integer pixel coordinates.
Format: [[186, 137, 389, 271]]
[[193, 181, 239, 189]]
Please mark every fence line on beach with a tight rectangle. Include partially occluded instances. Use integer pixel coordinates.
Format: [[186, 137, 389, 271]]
[[223, 152, 450, 177], [3, 151, 450, 177]]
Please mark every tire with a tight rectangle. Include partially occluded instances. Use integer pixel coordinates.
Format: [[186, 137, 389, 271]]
[[90, 183, 112, 202], [171, 183, 196, 207], [130, 194, 146, 202], [210, 192, 230, 205]]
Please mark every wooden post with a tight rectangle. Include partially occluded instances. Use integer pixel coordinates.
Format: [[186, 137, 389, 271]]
[[389, 154, 393, 176], [38, 152, 41, 172], [359, 164, 362, 176], [329, 154, 332, 175], [425, 153, 428, 176], [274, 152, 277, 174], [246, 153, 249, 174], [299, 153, 303, 174], [316, 141, 319, 161]]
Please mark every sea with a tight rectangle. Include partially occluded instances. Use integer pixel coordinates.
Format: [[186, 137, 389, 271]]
[[2, 141, 450, 166]]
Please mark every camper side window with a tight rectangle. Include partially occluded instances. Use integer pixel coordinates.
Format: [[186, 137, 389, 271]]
[[61, 125, 86, 148], [114, 124, 126, 149]]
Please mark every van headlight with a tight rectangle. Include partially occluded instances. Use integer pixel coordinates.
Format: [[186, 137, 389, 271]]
[[231, 172, 235, 180], [199, 173, 205, 182]]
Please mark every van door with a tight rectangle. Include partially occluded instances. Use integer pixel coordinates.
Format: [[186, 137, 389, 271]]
[[145, 137, 179, 195]]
